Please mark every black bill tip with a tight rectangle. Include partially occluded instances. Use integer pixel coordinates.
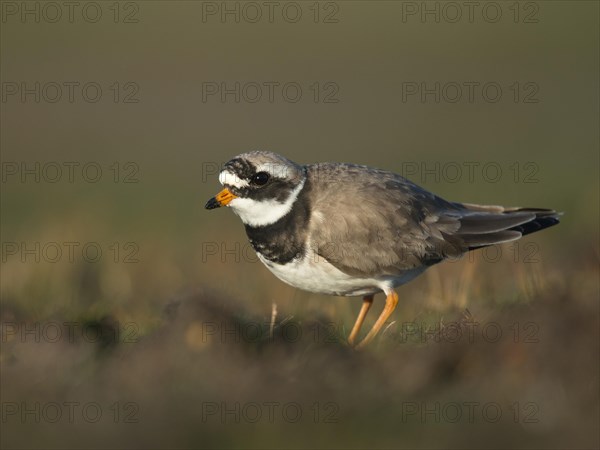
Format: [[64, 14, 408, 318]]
[[205, 197, 221, 210]]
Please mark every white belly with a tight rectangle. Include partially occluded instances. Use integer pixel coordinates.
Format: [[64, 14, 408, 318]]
[[257, 249, 425, 297]]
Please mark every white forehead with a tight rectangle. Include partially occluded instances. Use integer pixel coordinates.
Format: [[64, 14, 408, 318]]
[[218, 170, 248, 188]]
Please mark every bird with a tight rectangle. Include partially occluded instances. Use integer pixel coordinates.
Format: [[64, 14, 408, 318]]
[[205, 151, 560, 348]]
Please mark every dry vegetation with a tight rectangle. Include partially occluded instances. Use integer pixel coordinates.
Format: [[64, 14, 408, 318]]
[[1, 213, 598, 449]]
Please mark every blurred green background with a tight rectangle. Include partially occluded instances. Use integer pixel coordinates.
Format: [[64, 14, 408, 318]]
[[1, 1, 598, 449]]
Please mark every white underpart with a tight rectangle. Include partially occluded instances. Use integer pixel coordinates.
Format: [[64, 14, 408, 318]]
[[257, 241, 426, 297], [218, 170, 249, 189], [227, 178, 306, 227]]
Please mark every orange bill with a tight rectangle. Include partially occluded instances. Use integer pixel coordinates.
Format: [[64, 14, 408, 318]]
[[205, 188, 238, 210]]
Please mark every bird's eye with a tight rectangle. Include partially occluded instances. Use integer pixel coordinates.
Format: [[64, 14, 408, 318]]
[[252, 172, 270, 186]]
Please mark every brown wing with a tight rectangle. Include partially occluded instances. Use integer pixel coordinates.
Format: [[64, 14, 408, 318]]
[[306, 163, 560, 278]]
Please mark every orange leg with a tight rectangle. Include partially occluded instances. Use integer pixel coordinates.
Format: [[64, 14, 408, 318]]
[[355, 290, 399, 349], [347, 295, 374, 346]]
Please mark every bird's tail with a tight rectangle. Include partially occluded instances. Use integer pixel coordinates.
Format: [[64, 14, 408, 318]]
[[450, 203, 561, 250]]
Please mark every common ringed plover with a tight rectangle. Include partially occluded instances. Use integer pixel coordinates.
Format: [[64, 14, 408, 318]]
[[205, 151, 560, 348]]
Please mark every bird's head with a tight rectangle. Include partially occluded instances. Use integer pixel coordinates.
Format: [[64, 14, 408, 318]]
[[205, 151, 306, 227]]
